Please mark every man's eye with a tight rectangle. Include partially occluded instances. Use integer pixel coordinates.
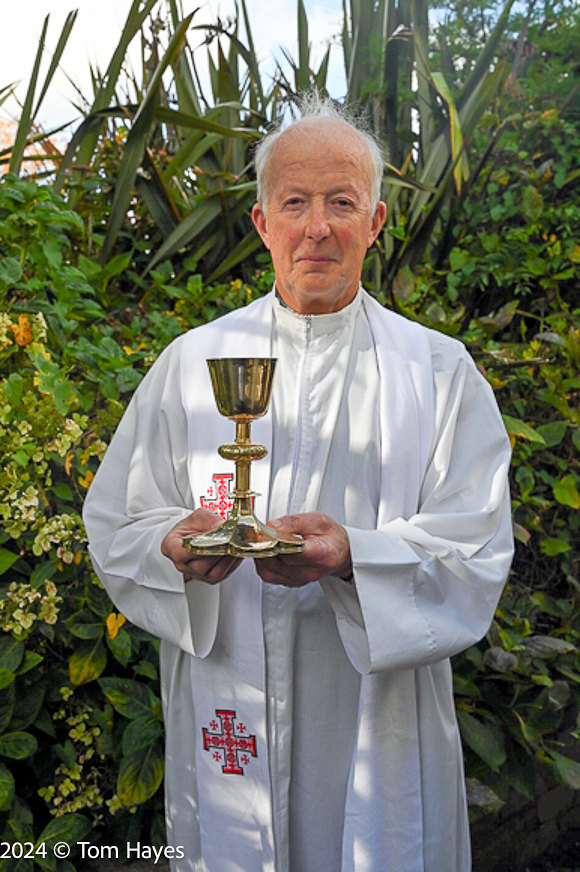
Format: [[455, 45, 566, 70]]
[[334, 198, 354, 209]]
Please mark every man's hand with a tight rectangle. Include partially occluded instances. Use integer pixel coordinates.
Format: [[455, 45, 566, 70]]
[[161, 509, 242, 584], [255, 512, 352, 588]]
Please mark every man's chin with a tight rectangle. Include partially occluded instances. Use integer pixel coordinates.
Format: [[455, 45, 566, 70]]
[[279, 282, 357, 315]]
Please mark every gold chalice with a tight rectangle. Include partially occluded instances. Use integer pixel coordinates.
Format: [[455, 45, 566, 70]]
[[183, 358, 304, 558]]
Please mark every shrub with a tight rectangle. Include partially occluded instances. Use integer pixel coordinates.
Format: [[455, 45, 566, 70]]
[[0, 173, 273, 859], [390, 101, 580, 809]]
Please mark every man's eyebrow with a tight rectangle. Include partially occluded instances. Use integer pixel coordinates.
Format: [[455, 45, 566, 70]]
[[278, 183, 360, 197]]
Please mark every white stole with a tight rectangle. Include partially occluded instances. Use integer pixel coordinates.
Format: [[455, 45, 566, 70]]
[[180, 297, 276, 870]]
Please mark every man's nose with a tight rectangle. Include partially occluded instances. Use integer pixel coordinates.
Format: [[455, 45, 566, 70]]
[[305, 202, 331, 240]]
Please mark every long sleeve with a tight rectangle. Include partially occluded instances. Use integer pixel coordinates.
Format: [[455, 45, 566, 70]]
[[82, 338, 219, 657], [323, 341, 514, 675]]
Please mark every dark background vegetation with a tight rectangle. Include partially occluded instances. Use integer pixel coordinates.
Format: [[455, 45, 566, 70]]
[[0, 0, 578, 867]]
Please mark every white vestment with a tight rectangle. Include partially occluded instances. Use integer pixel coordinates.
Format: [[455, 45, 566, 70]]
[[83, 289, 514, 872]]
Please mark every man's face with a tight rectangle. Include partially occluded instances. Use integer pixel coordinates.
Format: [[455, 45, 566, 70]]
[[251, 121, 387, 315]]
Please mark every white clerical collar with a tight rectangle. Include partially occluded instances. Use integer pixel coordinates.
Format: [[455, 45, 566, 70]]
[[273, 286, 363, 338]]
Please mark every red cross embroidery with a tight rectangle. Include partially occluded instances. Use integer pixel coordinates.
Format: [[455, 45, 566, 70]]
[[202, 709, 258, 775], [200, 473, 234, 520]]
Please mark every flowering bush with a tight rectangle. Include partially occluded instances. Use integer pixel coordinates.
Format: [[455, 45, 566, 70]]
[[0, 177, 173, 854], [0, 174, 275, 860], [0, 581, 62, 636]]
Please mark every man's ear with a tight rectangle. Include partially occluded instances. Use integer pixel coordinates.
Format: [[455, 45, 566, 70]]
[[252, 203, 270, 249], [367, 201, 387, 247]]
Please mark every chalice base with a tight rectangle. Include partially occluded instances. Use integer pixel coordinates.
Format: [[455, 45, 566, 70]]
[[183, 512, 304, 559]]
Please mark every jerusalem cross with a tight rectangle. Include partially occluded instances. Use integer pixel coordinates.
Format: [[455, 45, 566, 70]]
[[202, 709, 258, 775], [199, 472, 234, 520]]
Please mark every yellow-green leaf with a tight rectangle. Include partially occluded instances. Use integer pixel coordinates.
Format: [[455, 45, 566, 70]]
[[69, 639, 107, 686], [553, 474, 580, 509], [0, 731, 38, 759], [117, 742, 164, 806], [0, 762, 15, 811], [502, 414, 546, 444]]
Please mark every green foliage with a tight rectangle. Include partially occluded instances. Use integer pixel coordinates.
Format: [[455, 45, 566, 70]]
[[4, 0, 514, 295], [0, 173, 270, 854], [396, 90, 580, 810], [341, 0, 519, 292], [51, 1, 288, 283]]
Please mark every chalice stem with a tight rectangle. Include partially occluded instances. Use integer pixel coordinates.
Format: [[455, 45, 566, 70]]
[[234, 420, 252, 502]]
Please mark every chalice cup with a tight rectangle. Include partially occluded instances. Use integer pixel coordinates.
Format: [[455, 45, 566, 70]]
[[183, 358, 305, 558]]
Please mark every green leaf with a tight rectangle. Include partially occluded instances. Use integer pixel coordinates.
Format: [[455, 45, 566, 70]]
[[121, 716, 164, 755], [0, 669, 15, 691], [531, 592, 571, 619], [205, 230, 263, 283], [0, 731, 38, 759], [4, 372, 24, 405], [513, 522, 531, 544], [26, 350, 76, 415], [10, 682, 45, 731], [0, 684, 15, 733], [453, 675, 480, 697], [552, 752, 580, 790], [117, 741, 164, 806], [0, 761, 15, 811], [515, 464, 534, 498], [522, 185, 544, 222], [449, 248, 472, 272], [0, 548, 19, 575], [541, 538, 571, 556], [17, 651, 44, 675], [465, 777, 503, 811], [55, 0, 159, 193], [51, 483, 74, 501], [66, 609, 104, 640], [100, 12, 195, 262], [30, 556, 59, 589], [100, 252, 133, 281], [133, 660, 158, 681], [502, 415, 546, 444], [0, 637, 25, 673], [0, 256, 23, 287], [99, 677, 161, 720], [106, 627, 132, 667], [68, 639, 107, 686], [553, 474, 580, 509], [8, 16, 49, 174], [502, 744, 536, 799], [36, 813, 92, 856], [536, 421, 568, 447], [146, 196, 222, 274], [457, 711, 507, 771]]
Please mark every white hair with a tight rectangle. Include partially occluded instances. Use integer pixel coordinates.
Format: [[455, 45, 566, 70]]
[[254, 93, 384, 210]]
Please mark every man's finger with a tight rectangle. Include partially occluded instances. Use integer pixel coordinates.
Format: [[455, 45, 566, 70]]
[[255, 557, 320, 587]]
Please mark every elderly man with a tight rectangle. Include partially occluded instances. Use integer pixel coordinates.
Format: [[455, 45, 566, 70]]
[[83, 98, 513, 872]]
